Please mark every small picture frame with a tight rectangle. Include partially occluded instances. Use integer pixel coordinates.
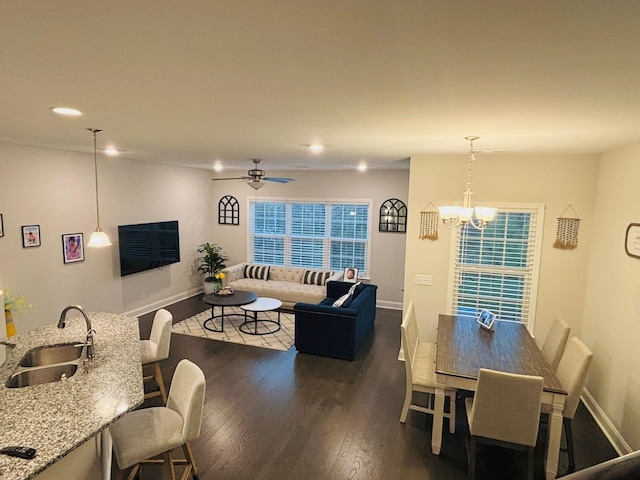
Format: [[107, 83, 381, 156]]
[[477, 309, 496, 331], [62, 233, 85, 264], [0, 214, 4, 237], [343, 267, 359, 283], [22, 225, 41, 248]]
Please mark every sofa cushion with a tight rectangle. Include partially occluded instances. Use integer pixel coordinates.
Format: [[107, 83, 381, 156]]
[[303, 270, 331, 286], [244, 264, 270, 280]]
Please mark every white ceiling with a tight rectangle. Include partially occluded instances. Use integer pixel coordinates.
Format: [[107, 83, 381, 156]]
[[2, 1, 639, 172]]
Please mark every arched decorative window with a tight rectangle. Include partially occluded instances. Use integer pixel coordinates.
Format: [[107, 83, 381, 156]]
[[218, 195, 239, 225], [379, 198, 407, 233]]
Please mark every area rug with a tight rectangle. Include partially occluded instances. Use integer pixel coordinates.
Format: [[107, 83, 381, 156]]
[[172, 306, 295, 352]]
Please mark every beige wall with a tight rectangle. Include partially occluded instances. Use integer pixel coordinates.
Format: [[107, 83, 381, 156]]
[[582, 141, 640, 452], [404, 153, 599, 343], [209, 168, 410, 307], [0, 142, 409, 336], [0, 142, 213, 331]]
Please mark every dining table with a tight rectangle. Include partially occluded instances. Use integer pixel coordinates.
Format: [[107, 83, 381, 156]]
[[432, 314, 568, 480]]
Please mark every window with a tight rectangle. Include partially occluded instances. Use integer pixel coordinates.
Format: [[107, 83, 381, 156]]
[[446, 205, 544, 329], [248, 199, 371, 275]]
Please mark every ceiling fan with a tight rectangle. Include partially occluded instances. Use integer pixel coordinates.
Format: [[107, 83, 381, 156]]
[[211, 158, 295, 190]]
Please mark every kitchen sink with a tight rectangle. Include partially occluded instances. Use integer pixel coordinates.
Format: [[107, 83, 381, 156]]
[[6, 363, 79, 388], [18, 343, 84, 367]]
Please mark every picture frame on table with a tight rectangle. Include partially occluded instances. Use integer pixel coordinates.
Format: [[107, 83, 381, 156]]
[[62, 233, 85, 264], [343, 267, 359, 283], [0, 214, 3, 237], [22, 225, 41, 248]]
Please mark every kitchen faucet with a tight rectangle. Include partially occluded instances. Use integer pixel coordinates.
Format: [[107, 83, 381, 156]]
[[58, 305, 95, 360]]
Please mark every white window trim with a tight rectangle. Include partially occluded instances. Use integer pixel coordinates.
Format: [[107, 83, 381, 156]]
[[246, 196, 373, 277], [445, 203, 545, 334]]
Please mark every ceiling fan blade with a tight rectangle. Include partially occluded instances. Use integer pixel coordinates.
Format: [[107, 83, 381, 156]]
[[264, 177, 295, 183], [211, 176, 251, 181]]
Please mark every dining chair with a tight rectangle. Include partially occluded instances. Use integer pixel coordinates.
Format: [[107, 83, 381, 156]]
[[540, 316, 571, 371], [541, 337, 593, 473], [141, 308, 173, 403], [110, 359, 206, 480], [400, 301, 456, 433], [465, 368, 544, 480]]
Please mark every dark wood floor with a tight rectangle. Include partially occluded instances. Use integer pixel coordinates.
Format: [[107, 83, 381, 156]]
[[130, 294, 618, 480]]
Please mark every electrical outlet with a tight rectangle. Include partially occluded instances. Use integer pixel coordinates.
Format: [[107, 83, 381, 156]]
[[414, 274, 433, 286]]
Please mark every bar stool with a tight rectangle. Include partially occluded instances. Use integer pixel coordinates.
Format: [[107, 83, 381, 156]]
[[110, 359, 206, 480], [141, 308, 173, 403]]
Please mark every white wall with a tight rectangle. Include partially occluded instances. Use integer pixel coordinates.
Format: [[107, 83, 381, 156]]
[[209, 168, 410, 307], [404, 153, 599, 343], [581, 141, 640, 452], [0, 142, 213, 332]]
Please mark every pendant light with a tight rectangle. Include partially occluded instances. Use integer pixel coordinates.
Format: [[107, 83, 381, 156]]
[[438, 136, 497, 230], [86, 128, 112, 247]]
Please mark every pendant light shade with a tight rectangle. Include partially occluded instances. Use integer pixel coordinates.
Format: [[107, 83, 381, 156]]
[[86, 128, 112, 247]]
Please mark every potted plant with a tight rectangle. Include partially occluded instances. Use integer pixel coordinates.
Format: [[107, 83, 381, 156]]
[[196, 243, 229, 294]]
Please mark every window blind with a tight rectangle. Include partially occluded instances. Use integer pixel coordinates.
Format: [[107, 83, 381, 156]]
[[449, 206, 544, 327]]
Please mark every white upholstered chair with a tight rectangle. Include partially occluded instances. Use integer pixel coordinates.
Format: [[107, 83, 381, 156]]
[[400, 301, 456, 433], [141, 308, 173, 403], [110, 359, 206, 480], [465, 368, 544, 480], [540, 316, 571, 372], [541, 337, 593, 473]]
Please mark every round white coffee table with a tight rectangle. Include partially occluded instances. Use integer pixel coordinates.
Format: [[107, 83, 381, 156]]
[[239, 297, 283, 335]]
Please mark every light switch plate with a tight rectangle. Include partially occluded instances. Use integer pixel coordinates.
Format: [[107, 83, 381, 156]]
[[414, 274, 433, 286]]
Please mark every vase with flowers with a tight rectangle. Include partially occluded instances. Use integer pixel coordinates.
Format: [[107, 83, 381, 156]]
[[3, 289, 32, 337]]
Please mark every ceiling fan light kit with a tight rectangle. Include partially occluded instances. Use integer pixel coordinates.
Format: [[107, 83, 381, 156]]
[[212, 158, 295, 189]]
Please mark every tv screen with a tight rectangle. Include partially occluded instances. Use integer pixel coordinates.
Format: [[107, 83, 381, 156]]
[[118, 220, 180, 277]]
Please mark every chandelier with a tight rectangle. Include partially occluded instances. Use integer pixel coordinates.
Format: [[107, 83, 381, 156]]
[[438, 136, 497, 230]]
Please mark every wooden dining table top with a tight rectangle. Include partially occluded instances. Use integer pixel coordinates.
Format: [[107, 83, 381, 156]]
[[435, 314, 566, 395]]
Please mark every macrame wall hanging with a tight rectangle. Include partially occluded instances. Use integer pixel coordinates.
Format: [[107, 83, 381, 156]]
[[419, 202, 439, 240], [553, 204, 580, 250]]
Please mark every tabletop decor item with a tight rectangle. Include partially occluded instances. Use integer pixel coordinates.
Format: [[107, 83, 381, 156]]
[[3, 290, 32, 337], [196, 242, 229, 294]]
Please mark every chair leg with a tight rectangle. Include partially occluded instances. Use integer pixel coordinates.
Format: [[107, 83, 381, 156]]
[[564, 417, 576, 473], [182, 442, 199, 479], [468, 436, 477, 480], [400, 386, 412, 423], [526, 446, 535, 480], [448, 392, 456, 434], [163, 451, 176, 480], [144, 361, 168, 403]]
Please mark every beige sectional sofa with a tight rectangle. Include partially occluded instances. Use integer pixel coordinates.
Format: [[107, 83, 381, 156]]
[[221, 263, 343, 310]]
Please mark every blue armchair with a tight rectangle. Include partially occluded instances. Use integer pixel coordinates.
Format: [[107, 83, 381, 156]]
[[293, 281, 377, 360]]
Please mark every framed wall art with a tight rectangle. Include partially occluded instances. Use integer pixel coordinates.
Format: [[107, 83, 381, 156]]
[[0, 214, 3, 237], [22, 225, 41, 248], [625, 223, 640, 259], [62, 233, 85, 264]]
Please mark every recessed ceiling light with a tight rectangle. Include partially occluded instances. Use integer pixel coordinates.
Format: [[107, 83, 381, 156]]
[[104, 147, 119, 156], [357, 164, 367, 172], [51, 106, 83, 116], [213, 163, 224, 172], [308, 144, 325, 153]]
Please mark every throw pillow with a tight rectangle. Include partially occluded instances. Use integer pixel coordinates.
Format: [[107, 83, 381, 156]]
[[303, 270, 331, 286], [244, 264, 270, 280], [347, 280, 362, 297], [332, 292, 352, 308]]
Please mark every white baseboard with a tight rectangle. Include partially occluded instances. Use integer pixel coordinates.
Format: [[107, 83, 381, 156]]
[[581, 388, 631, 456], [123, 287, 203, 319], [377, 300, 402, 310]]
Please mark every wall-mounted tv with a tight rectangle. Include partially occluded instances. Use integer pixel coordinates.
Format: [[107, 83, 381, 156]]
[[118, 220, 180, 277]]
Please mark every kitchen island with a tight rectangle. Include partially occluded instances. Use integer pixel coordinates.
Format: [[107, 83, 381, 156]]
[[0, 312, 143, 480]]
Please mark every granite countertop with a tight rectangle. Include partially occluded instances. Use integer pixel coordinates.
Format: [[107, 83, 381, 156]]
[[0, 312, 144, 480]]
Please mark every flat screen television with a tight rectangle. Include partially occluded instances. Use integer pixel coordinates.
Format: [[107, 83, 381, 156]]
[[118, 220, 180, 277]]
